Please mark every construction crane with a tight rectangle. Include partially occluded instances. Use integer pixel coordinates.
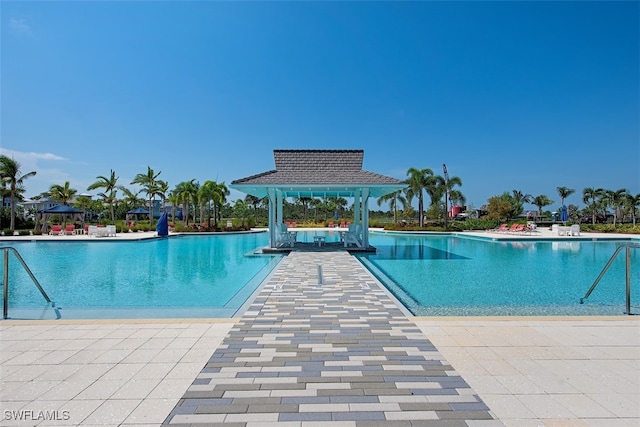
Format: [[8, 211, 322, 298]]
[[443, 164, 449, 228]]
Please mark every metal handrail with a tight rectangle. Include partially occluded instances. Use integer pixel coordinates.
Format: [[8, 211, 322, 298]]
[[580, 243, 640, 315], [2, 246, 53, 319]]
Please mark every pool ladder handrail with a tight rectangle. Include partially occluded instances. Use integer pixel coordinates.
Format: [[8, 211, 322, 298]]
[[2, 246, 53, 319], [580, 242, 640, 315]]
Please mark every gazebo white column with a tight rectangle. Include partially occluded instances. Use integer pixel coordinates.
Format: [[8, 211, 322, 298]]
[[354, 188, 361, 226], [268, 188, 276, 248], [362, 188, 370, 248], [276, 189, 284, 226]]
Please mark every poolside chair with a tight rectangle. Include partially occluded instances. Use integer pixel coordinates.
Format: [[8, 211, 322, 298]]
[[569, 224, 580, 236], [106, 225, 117, 237], [343, 224, 363, 248], [511, 224, 525, 233], [64, 225, 75, 235], [49, 225, 63, 235], [490, 224, 508, 233], [275, 223, 296, 248]]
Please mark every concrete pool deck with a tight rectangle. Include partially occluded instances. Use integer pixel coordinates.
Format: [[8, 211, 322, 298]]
[[1, 229, 638, 425]]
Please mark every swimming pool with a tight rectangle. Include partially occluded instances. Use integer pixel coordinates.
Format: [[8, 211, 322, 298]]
[[1, 232, 279, 319], [358, 232, 640, 316], [2, 231, 638, 319]]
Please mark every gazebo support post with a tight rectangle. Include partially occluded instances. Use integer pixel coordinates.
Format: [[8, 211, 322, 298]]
[[268, 188, 276, 248]]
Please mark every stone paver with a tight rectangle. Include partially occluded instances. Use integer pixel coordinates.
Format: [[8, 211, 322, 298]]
[[163, 252, 503, 426]]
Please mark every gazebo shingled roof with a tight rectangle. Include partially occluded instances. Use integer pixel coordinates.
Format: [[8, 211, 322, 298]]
[[231, 149, 405, 199]]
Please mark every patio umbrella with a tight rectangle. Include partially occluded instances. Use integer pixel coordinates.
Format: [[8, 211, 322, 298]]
[[560, 205, 569, 223], [156, 212, 169, 237]]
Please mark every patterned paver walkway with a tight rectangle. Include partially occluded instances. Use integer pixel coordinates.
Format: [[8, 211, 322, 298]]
[[163, 252, 502, 426]]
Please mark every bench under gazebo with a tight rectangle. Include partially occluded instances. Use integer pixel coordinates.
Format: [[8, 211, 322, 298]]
[[230, 149, 406, 251]]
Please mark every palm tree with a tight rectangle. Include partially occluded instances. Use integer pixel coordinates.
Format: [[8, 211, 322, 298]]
[[119, 186, 145, 212], [556, 186, 575, 207], [0, 155, 37, 231], [211, 182, 230, 228], [87, 169, 119, 224], [405, 167, 434, 227], [582, 187, 603, 225], [377, 190, 407, 224], [130, 166, 164, 224], [245, 194, 262, 223], [511, 190, 532, 218], [198, 180, 217, 226], [49, 181, 77, 205], [625, 193, 640, 226], [173, 180, 199, 225], [531, 194, 553, 218], [607, 188, 629, 226], [436, 174, 463, 227]]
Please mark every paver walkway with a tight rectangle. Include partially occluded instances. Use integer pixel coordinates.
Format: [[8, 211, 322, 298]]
[[163, 252, 502, 426]]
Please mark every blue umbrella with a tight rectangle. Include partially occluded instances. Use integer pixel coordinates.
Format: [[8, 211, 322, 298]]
[[560, 205, 568, 223], [156, 212, 169, 237]]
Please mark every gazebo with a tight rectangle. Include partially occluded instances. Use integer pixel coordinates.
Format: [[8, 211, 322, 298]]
[[230, 149, 406, 249], [36, 205, 85, 233]]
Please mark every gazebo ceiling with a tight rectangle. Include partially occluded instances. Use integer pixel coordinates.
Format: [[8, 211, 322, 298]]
[[230, 149, 406, 199]]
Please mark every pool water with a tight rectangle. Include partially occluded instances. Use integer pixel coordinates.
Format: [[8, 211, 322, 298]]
[[2, 233, 279, 319], [358, 233, 640, 316], [2, 231, 638, 319]]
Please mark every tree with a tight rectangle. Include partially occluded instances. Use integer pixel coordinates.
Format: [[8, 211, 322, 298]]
[[485, 193, 515, 221], [245, 194, 262, 223], [434, 174, 463, 226], [233, 199, 249, 228], [607, 188, 629, 226], [405, 167, 434, 227], [531, 194, 553, 218], [87, 169, 119, 224], [198, 180, 217, 226], [582, 187, 604, 225], [173, 180, 199, 225], [49, 181, 77, 205], [130, 166, 165, 224], [0, 155, 37, 231], [556, 186, 575, 207], [625, 193, 640, 226], [512, 190, 532, 218], [211, 182, 230, 228], [377, 190, 407, 224], [119, 186, 145, 212]]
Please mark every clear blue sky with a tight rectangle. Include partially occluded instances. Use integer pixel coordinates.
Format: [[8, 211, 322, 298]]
[[2, 0, 638, 212]]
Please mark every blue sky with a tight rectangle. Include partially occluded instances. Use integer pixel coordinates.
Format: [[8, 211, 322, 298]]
[[2, 0, 638, 212]]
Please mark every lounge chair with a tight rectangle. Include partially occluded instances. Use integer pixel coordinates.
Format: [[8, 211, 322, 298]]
[[64, 225, 75, 235], [49, 225, 63, 235], [490, 224, 508, 233], [106, 225, 117, 237], [343, 224, 363, 248], [507, 224, 524, 233], [275, 223, 296, 248], [569, 224, 580, 236]]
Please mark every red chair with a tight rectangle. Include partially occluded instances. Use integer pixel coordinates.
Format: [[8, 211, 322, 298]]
[[49, 225, 63, 235]]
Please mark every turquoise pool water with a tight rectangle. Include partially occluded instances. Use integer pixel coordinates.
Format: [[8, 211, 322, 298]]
[[2, 231, 638, 319], [1, 232, 278, 319], [358, 233, 640, 316]]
